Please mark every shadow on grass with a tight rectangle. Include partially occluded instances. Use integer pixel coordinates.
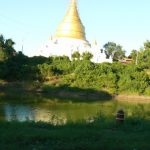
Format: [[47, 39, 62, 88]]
[[41, 84, 113, 102], [0, 117, 150, 150], [0, 82, 113, 102]]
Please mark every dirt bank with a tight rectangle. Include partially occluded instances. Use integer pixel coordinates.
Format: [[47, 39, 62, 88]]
[[115, 94, 150, 103]]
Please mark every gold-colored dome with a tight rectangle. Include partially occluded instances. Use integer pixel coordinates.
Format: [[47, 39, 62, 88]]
[[55, 0, 87, 41]]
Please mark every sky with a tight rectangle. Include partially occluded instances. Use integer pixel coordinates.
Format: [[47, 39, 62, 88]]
[[0, 0, 150, 56]]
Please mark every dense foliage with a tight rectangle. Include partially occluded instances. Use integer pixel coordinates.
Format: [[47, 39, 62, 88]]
[[129, 40, 150, 69], [0, 35, 150, 96]]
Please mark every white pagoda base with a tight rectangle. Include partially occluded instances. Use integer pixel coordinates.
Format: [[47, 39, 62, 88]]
[[38, 37, 112, 63]]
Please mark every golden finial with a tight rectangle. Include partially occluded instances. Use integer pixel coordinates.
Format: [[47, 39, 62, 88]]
[[71, 0, 76, 5], [55, 0, 87, 41]]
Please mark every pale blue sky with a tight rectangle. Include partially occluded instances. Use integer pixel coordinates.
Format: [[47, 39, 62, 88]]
[[0, 0, 150, 56]]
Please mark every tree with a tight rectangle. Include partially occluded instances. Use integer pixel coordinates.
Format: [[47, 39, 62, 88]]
[[0, 35, 5, 48], [4, 39, 16, 57], [0, 35, 16, 61], [103, 42, 125, 61], [82, 52, 93, 61], [129, 50, 138, 60], [37, 63, 54, 81], [137, 41, 150, 68], [71, 51, 80, 60], [144, 40, 150, 50], [0, 35, 5, 61]]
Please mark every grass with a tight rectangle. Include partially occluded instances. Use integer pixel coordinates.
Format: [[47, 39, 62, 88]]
[[0, 115, 150, 150]]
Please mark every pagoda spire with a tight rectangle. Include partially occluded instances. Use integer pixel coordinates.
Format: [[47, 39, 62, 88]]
[[55, 0, 87, 41]]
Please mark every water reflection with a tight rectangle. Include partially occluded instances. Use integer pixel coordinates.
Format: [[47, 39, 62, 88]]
[[4, 104, 35, 121], [4, 104, 67, 125], [0, 101, 101, 125], [34, 109, 67, 125]]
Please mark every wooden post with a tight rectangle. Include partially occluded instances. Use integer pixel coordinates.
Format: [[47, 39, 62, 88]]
[[116, 109, 124, 124]]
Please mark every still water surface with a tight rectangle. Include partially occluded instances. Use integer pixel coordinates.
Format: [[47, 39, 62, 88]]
[[0, 99, 104, 125]]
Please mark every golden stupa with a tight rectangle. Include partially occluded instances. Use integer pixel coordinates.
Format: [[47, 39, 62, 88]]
[[55, 0, 87, 41], [39, 0, 112, 63]]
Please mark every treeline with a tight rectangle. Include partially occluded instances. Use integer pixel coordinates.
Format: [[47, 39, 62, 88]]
[[0, 35, 150, 96]]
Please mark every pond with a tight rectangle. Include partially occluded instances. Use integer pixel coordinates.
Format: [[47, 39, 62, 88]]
[[0, 99, 108, 125], [1, 94, 149, 125]]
